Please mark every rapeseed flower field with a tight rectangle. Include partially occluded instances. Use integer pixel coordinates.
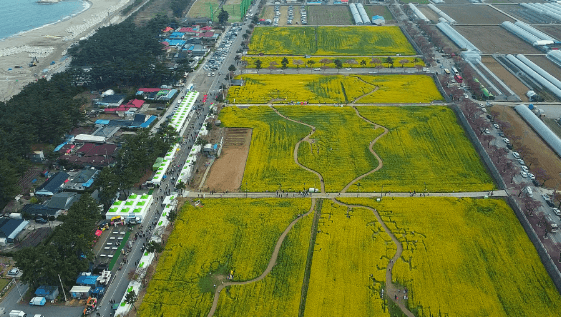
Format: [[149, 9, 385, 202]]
[[227, 74, 443, 104], [248, 26, 416, 56], [220, 106, 492, 193], [137, 198, 310, 317], [215, 208, 313, 316], [304, 200, 391, 316], [219, 106, 319, 192], [340, 197, 561, 316], [276, 106, 384, 192], [356, 106, 494, 192]]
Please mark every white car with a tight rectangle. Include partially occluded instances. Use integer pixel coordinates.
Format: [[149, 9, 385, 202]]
[[529, 173, 536, 180], [512, 152, 520, 159], [313, 68, 321, 71], [484, 129, 490, 134], [493, 123, 500, 129], [553, 208, 561, 216], [520, 171, 528, 178], [346, 68, 352, 70], [521, 166, 529, 172], [212, 72, 215, 76], [518, 159, 525, 165], [502, 137, 511, 144]]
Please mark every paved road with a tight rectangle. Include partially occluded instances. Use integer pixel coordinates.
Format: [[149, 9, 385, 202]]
[[0, 281, 83, 317], [187, 190, 508, 199]]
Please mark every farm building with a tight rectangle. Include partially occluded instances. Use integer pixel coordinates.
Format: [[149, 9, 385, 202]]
[[515, 104, 561, 158], [20, 204, 60, 219], [0, 218, 29, 243], [547, 50, 561, 67], [356, 4, 371, 25], [35, 172, 69, 196], [349, 4, 363, 25], [408, 4, 429, 22], [95, 94, 126, 108], [35, 286, 59, 301], [506, 54, 561, 99], [372, 15, 385, 25], [45, 192, 81, 211]]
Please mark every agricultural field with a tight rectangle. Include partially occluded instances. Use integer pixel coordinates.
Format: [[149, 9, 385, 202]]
[[222, 0, 244, 22], [227, 74, 443, 104], [481, 56, 529, 102], [340, 197, 561, 316], [439, 4, 513, 24], [219, 106, 320, 192], [527, 55, 561, 82], [363, 5, 395, 22], [455, 26, 541, 54], [242, 56, 424, 69], [248, 26, 416, 56], [138, 198, 311, 316], [303, 200, 391, 316], [219, 106, 492, 193], [307, 5, 353, 25], [277, 106, 385, 192], [356, 106, 494, 192], [215, 206, 313, 316], [187, 0, 220, 19]]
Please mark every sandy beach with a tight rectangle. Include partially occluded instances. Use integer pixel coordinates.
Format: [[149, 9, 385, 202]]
[[0, 0, 133, 101]]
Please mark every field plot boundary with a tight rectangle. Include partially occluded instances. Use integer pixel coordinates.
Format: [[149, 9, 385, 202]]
[[341, 106, 389, 193], [207, 199, 317, 317], [270, 106, 326, 193]]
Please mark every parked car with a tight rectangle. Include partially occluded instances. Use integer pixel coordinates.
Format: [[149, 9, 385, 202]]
[[532, 179, 540, 187], [7, 268, 20, 276], [521, 166, 529, 172], [484, 128, 490, 134], [493, 123, 500, 129], [553, 208, 561, 217], [502, 137, 511, 144], [525, 186, 533, 197], [520, 171, 528, 178], [313, 68, 321, 71], [518, 159, 525, 165], [512, 152, 520, 159], [529, 173, 536, 180], [35, 218, 47, 224]]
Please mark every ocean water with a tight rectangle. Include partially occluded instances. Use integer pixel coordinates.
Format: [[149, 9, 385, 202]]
[[0, 0, 88, 40]]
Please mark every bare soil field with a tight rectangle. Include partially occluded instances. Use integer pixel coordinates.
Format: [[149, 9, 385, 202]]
[[307, 5, 353, 25], [261, 5, 274, 19], [527, 56, 561, 81], [481, 56, 529, 101], [204, 128, 252, 192], [456, 26, 541, 54], [440, 4, 514, 24], [429, 25, 460, 52], [490, 105, 561, 189], [536, 26, 561, 41], [418, 6, 440, 23], [363, 5, 395, 22]]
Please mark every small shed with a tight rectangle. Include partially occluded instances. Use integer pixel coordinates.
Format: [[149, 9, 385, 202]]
[[70, 285, 91, 299], [35, 285, 59, 301], [76, 274, 100, 287]]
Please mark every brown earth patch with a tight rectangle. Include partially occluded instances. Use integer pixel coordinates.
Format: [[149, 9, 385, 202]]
[[455, 26, 541, 54], [491, 105, 561, 188], [204, 128, 252, 192], [440, 4, 514, 24], [481, 56, 529, 101], [526, 55, 561, 82]]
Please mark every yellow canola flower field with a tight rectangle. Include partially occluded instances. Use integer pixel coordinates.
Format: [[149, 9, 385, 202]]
[[216, 205, 313, 316], [248, 26, 416, 56], [243, 56, 425, 69], [219, 106, 320, 192], [227, 74, 443, 104], [304, 200, 391, 317], [220, 106, 492, 193], [356, 106, 494, 192], [137, 198, 310, 317], [276, 106, 385, 192], [339, 197, 561, 316]]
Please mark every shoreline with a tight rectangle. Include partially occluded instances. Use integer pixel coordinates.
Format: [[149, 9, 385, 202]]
[[0, 1, 93, 43], [0, 0, 132, 101]]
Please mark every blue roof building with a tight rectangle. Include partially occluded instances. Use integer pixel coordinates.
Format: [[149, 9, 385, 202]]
[[165, 39, 186, 47], [76, 274, 100, 287], [21, 204, 60, 218], [35, 286, 59, 301], [0, 218, 29, 243], [35, 172, 69, 196]]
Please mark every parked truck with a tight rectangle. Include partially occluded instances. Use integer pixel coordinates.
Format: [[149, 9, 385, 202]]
[[9, 310, 26, 317], [29, 297, 46, 306]]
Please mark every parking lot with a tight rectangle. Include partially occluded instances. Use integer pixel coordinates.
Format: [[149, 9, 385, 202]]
[[203, 26, 241, 73]]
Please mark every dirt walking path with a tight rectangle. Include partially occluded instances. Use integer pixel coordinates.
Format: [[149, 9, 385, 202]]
[[270, 105, 326, 193], [351, 76, 380, 104], [341, 106, 389, 193], [207, 199, 317, 317], [332, 199, 415, 317]]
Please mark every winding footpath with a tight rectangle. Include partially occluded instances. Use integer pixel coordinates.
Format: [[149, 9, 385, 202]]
[[341, 106, 389, 193], [270, 105, 326, 193], [207, 199, 316, 317], [331, 199, 415, 317]]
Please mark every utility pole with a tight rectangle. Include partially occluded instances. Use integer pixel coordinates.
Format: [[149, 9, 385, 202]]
[[58, 274, 68, 302]]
